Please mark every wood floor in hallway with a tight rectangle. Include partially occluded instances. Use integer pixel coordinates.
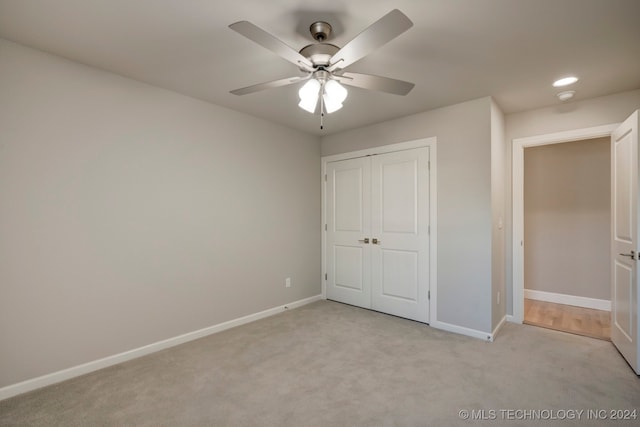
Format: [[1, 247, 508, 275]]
[[523, 298, 611, 341]]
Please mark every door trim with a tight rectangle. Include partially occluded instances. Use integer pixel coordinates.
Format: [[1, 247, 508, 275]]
[[321, 138, 437, 323], [511, 124, 618, 323]]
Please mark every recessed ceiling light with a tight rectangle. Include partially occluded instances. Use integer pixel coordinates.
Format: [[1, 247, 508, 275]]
[[553, 76, 579, 87], [556, 90, 575, 101]]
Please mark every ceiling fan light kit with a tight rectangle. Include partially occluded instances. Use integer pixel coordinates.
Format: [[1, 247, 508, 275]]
[[229, 9, 415, 129], [298, 78, 320, 113], [323, 79, 348, 110], [298, 70, 347, 111]]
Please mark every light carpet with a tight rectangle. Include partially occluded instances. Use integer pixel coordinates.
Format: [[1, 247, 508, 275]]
[[1, 300, 639, 426]]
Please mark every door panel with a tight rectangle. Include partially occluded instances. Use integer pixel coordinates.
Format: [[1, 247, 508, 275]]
[[371, 148, 430, 322], [335, 168, 365, 232], [381, 160, 418, 233], [614, 260, 633, 341], [381, 249, 419, 301], [614, 136, 632, 242], [611, 110, 640, 374], [334, 245, 364, 291], [326, 157, 371, 308]]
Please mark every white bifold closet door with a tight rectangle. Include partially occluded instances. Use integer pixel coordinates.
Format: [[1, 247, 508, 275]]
[[326, 147, 430, 323]]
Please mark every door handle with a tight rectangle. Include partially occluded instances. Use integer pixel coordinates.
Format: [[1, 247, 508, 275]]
[[620, 250, 636, 260], [372, 238, 380, 245], [358, 238, 370, 244]]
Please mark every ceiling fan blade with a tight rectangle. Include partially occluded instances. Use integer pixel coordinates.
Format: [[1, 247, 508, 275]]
[[328, 9, 413, 72], [334, 72, 414, 95], [229, 21, 314, 71], [230, 76, 306, 96]]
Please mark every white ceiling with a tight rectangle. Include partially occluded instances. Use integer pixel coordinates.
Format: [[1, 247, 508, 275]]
[[1, 0, 639, 136]]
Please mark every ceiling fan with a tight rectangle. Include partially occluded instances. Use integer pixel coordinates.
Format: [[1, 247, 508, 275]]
[[229, 9, 415, 127]]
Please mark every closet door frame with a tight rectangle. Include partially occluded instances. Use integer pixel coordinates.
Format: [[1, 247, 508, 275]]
[[321, 138, 437, 323]]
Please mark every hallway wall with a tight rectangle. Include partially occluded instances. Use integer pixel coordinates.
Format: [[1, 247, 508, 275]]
[[524, 137, 610, 300]]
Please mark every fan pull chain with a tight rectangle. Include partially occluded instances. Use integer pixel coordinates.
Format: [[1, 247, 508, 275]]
[[320, 81, 325, 130]]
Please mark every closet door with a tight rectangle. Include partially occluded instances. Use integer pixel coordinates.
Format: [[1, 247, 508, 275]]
[[325, 147, 431, 323], [371, 148, 430, 322], [326, 157, 372, 309]]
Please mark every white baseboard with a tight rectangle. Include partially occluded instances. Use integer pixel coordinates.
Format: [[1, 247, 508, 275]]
[[0, 294, 322, 402], [491, 315, 507, 340], [431, 320, 494, 342], [524, 289, 610, 311]]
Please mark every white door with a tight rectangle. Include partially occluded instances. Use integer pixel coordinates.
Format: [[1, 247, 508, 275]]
[[326, 156, 372, 308], [325, 147, 430, 322], [371, 148, 430, 322], [611, 110, 640, 374]]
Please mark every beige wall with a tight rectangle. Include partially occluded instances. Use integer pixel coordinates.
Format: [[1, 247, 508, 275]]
[[524, 138, 610, 300], [0, 39, 321, 388], [505, 89, 640, 314], [322, 97, 495, 334]]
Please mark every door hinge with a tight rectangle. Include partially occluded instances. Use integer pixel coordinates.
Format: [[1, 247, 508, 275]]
[[325, 224, 327, 231], [428, 161, 430, 170], [324, 174, 327, 181], [428, 290, 431, 300], [325, 273, 327, 280]]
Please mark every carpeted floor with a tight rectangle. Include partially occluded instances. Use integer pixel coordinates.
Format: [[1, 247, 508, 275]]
[[1, 300, 639, 426]]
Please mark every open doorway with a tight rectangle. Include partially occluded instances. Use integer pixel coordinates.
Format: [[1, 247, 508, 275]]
[[512, 124, 618, 327], [522, 138, 610, 340], [513, 114, 640, 373]]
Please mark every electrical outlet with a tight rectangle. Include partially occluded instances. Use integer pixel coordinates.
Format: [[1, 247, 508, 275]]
[[285, 277, 291, 288]]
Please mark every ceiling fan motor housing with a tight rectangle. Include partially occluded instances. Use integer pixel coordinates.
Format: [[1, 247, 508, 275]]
[[299, 43, 339, 69]]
